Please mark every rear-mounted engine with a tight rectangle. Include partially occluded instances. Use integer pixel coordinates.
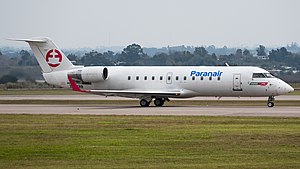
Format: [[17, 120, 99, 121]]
[[68, 67, 108, 83]]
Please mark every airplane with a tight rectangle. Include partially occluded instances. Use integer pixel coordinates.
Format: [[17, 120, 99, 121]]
[[10, 37, 294, 107]]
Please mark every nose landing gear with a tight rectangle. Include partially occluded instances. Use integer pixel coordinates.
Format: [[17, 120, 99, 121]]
[[267, 96, 275, 107]]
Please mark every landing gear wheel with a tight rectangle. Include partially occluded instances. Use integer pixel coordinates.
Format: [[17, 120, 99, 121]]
[[267, 102, 274, 107], [154, 98, 165, 107], [140, 99, 150, 107], [267, 96, 275, 107]]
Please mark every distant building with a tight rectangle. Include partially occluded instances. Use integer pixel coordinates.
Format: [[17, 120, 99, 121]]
[[257, 55, 269, 60], [253, 54, 269, 60]]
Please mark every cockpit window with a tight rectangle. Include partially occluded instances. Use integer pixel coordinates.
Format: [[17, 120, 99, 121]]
[[252, 73, 274, 78], [264, 73, 274, 78], [253, 73, 266, 78]]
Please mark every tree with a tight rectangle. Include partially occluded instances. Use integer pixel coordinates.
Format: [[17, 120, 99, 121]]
[[256, 45, 267, 56], [152, 53, 175, 65], [243, 49, 251, 56], [103, 51, 116, 61], [235, 49, 243, 58], [169, 51, 193, 65], [269, 47, 291, 62], [211, 53, 217, 60], [81, 51, 112, 66], [67, 53, 79, 64], [194, 47, 208, 57], [18, 50, 37, 66], [0, 75, 18, 84], [120, 44, 146, 64]]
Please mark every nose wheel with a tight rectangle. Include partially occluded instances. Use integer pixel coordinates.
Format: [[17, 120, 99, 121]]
[[267, 96, 275, 107]]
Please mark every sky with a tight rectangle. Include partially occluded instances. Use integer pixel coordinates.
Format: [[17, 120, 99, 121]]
[[0, 0, 300, 48]]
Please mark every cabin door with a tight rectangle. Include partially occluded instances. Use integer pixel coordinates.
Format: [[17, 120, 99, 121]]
[[166, 72, 173, 84], [233, 74, 242, 91]]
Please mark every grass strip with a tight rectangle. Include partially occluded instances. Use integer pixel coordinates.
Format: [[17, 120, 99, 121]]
[[0, 115, 299, 169]]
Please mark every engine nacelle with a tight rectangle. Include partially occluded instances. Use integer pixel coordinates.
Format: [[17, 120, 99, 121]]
[[69, 67, 108, 83]]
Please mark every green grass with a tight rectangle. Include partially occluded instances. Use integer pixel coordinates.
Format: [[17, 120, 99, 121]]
[[0, 99, 299, 106], [0, 115, 299, 169]]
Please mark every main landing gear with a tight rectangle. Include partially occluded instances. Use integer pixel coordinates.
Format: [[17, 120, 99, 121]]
[[139, 98, 169, 107], [267, 96, 275, 107], [139, 99, 151, 107]]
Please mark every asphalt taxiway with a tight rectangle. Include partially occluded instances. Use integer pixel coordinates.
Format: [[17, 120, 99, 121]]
[[0, 104, 299, 117]]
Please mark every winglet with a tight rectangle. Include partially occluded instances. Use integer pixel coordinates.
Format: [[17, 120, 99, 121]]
[[67, 75, 89, 93]]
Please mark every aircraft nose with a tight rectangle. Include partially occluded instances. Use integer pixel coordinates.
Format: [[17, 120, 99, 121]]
[[286, 84, 294, 93], [277, 79, 294, 94], [282, 82, 294, 94]]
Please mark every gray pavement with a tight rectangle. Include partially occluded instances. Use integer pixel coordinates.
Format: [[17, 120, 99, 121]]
[[0, 104, 299, 117]]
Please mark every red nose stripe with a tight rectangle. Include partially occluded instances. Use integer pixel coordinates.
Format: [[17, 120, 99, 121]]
[[258, 82, 268, 86]]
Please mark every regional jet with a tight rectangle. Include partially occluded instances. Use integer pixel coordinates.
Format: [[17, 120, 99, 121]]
[[11, 37, 294, 107]]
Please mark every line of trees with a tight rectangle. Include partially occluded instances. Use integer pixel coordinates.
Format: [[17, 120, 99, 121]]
[[1, 44, 299, 69], [1, 44, 300, 84], [64, 44, 300, 70]]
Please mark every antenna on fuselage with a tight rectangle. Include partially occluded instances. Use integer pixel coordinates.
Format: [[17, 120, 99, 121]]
[[225, 63, 230, 67]]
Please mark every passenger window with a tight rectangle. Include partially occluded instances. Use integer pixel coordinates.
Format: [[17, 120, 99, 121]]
[[201, 77, 204, 80], [183, 76, 187, 80], [136, 76, 139, 80], [144, 76, 147, 80], [168, 76, 171, 81], [253, 73, 266, 78], [217, 77, 221, 81], [128, 76, 131, 80], [209, 77, 212, 80], [152, 76, 155, 80], [160, 76, 163, 80], [192, 76, 195, 80], [176, 76, 179, 80]]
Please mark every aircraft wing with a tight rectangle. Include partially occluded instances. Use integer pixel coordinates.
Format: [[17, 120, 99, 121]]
[[67, 75, 181, 98], [88, 90, 181, 97]]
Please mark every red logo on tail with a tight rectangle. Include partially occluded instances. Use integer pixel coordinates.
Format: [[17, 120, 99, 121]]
[[46, 49, 62, 67]]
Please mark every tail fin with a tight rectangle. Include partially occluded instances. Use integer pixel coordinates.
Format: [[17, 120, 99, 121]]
[[8, 37, 74, 73]]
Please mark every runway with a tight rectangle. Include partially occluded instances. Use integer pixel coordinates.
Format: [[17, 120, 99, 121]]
[[0, 104, 299, 117]]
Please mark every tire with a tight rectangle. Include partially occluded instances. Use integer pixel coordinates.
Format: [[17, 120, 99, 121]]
[[267, 102, 274, 107], [140, 99, 150, 107], [154, 98, 164, 107]]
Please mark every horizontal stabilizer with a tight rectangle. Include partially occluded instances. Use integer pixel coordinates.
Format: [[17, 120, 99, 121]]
[[7, 38, 47, 43]]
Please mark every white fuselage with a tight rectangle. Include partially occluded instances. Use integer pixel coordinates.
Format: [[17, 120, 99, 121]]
[[43, 66, 294, 98], [13, 37, 294, 107]]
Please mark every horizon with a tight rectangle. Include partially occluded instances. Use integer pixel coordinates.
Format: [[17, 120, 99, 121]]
[[1, 42, 299, 51]]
